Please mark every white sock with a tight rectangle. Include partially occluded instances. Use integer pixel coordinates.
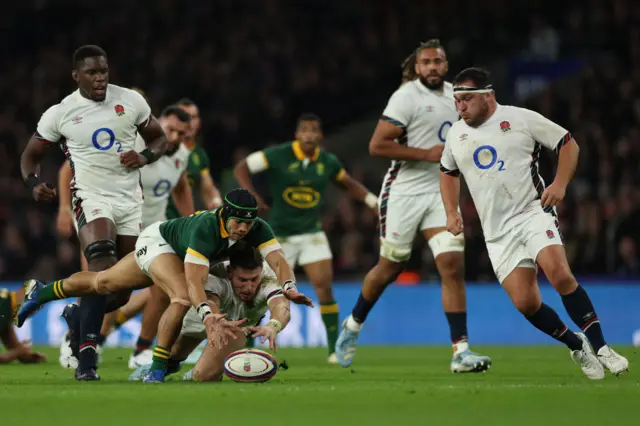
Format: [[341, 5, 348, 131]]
[[453, 341, 469, 356], [345, 315, 362, 332]]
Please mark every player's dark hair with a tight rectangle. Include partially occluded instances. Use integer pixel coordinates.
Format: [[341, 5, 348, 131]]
[[176, 97, 196, 107], [297, 112, 322, 130], [400, 39, 445, 83], [453, 67, 492, 88], [228, 241, 263, 270], [72, 45, 107, 69], [160, 105, 191, 122]]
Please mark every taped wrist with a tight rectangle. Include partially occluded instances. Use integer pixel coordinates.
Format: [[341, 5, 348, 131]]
[[197, 302, 213, 322]]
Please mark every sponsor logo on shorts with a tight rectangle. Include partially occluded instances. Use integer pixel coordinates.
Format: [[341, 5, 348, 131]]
[[158, 243, 168, 247], [91, 208, 102, 215], [136, 246, 147, 257], [546, 229, 554, 239]]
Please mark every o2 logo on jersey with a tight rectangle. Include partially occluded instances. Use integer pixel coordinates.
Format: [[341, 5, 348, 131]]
[[438, 121, 453, 142], [153, 179, 172, 197], [473, 145, 505, 171], [92, 127, 123, 152]]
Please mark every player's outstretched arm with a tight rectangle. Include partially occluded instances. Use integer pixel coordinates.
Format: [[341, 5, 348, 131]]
[[171, 173, 195, 217], [233, 154, 270, 211], [248, 297, 291, 352], [541, 139, 579, 208], [333, 171, 378, 213], [200, 170, 223, 209], [369, 119, 443, 162], [264, 249, 314, 307], [20, 135, 57, 202], [0, 327, 47, 364]]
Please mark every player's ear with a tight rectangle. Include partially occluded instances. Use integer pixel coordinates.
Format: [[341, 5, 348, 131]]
[[71, 70, 79, 83]]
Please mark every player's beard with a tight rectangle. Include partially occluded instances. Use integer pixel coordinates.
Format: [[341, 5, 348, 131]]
[[419, 74, 445, 90]]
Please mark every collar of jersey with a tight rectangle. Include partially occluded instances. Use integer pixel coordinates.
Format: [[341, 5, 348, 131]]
[[218, 215, 230, 238], [292, 141, 320, 162]]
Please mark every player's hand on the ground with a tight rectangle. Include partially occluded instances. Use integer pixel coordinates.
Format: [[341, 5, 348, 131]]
[[422, 144, 445, 163], [284, 289, 314, 307], [56, 209, 74, 238], [120, 150, 147, 169], [16, 340, 47, 364], [248, 325, 279, 352], [541, 182, 566, 208], [446, 212, 464, 236], [32, 183, 57, 202]]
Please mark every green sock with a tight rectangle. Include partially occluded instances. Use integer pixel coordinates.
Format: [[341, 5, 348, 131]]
[[150, 345, 170, 371], [320, 301, 339, 354], [36, 280, 67, 304]]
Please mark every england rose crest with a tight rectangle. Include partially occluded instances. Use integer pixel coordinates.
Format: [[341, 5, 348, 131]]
[[500, 121, 511, 132], [115, 104, 125, 116]]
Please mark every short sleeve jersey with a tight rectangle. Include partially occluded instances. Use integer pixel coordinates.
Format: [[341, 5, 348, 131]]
[[36, 84, 152, 204], [204, 261, 284, 325], [159, 208, 281, 264], [380, 80, 458, 195], [441, 105, 571, 240], [253, 141, 345, 237], [165, 143, 211, 219]]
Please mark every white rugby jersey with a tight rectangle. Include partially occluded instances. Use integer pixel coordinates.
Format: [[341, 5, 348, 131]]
[[204, 261, 283, 325], [137, 135, 191, 228], [380, 79, 458, 195], [36, 84, 152, 204], [440, 105, 571, 241]]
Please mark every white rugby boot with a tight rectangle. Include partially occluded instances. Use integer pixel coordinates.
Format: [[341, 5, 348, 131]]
[[570, 332, 605, 380], [597, 345, 629, 376]]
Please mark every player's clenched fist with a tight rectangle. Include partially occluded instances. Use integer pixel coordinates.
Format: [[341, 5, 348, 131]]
[[541, 182, 566, 208], [446, 212, 464, 236], [32, 183, 57, 202], [120, 150, 148, 169]]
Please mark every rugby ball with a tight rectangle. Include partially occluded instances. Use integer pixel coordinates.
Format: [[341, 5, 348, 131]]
[[223, 349, 278, 383]]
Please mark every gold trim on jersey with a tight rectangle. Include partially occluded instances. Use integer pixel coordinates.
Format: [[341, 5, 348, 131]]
[[335, 168, 346, 181], [200, 168, 210, 175], [187, 248, 208, 260], [292, 141, 320, 162], [258, 238, 279, 250], [282, 186, 321, 209], [219, 216, 230, 238]]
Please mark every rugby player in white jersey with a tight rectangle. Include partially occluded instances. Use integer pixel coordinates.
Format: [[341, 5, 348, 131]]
[[19, 45, 168, 380], [56, 104, 196, 370], [440, 67, 628, 379], [128, 241, 290, 382], [336, 40, 491, 372]]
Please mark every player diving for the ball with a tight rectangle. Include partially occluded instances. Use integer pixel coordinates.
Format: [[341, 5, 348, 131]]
[[15, 188, 313, 383], [129, 241, 290, 382], [0, 287, 47, 365]]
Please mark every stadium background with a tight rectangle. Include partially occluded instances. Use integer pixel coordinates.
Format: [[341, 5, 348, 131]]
[[1, 0, 639, 347]]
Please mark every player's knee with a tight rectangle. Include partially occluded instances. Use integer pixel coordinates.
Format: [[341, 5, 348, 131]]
[[545, 263, 575, 292], [435, 252, 464, 284], [193, 367, 222, 382], [512, 295, 540, 316], [85, 240, 117, 272], [379, 239, 412, 265], [95, 272, 116, 295]]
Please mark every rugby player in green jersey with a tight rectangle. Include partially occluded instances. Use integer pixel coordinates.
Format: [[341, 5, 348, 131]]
[[0, 288, 46, 364], [15, 189, 312, 382], [234, 113, 378, 363]]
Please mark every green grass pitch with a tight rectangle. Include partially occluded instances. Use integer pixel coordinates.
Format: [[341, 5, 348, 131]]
[[0, 346, 638, 426]]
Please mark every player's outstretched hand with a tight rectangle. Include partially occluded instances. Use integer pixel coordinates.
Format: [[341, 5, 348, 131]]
[[284, 289, 314, 308], [446, 212, 464, 236], [541, 183, 566, 208], [17, 340, 48, 364], [120, 150, 148, 169], [247, 324, 279, 352], [204, 314, 247, 349], [32, 183, 57, 202]]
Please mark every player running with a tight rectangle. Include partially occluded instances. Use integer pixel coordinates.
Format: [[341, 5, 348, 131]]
[[16, 188, 313, 382], [129, 242, 290, 382], [0, 288, 47, 365], [440, 67, 628, 379], [336, 40, 491, 372], [57, 104, 195, 369], [234, 113, 378, 363], [20, 45, 168, 380]]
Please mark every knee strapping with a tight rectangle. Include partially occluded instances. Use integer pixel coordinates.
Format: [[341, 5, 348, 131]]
[[171, 298, 191, 307], [84, 240, 116, 262]]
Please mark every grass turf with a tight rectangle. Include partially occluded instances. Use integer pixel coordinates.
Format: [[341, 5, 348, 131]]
[[0, 346, 638, 426]]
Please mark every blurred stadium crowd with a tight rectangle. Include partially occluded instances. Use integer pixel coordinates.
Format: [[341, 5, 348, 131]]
[[0, 0, 639, 282]]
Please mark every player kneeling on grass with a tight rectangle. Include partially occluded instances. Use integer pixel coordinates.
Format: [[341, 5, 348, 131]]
[[129, 242, 290, 382], [0, 288, 46, 365]]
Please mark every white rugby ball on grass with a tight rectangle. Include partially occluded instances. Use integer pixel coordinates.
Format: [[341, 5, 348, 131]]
[[223, 349, 278, 383]]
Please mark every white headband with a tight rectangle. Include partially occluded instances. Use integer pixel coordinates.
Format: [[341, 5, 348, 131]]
[[453, 85, 493, 94]]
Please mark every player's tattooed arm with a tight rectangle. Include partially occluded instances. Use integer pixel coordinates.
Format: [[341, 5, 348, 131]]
[[20, 134, 57, 202], [369, 119, 443, 162], [267, 296, 291, 330], [120, 116, 168, 168], [172, 173, 195, 216]]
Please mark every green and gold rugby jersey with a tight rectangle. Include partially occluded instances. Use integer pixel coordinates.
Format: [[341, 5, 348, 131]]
[[159, 208, 279, 263], [166, 143, 211, 219], [0, 288, 16, 334], [261, 141, 345, 237]]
